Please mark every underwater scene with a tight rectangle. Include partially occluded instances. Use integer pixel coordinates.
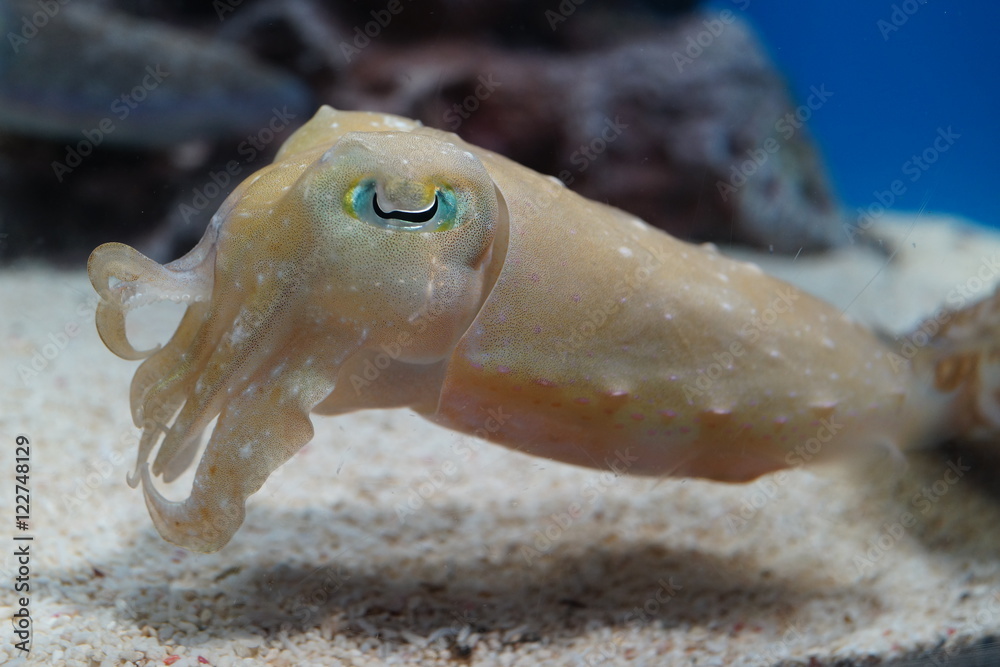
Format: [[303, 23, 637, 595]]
[[1, 1, 999, 665]]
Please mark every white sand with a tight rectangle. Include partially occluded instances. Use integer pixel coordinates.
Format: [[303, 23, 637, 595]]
[[3, 214, 1000, 666]]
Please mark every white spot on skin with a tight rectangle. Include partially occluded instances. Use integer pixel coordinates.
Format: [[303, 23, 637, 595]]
[[381, 116, 414, 130], [239, 443, 254, 459], [618, 247, 633, 258]]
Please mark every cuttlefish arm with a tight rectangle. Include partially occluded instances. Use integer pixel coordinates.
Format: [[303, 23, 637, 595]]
[[90, 106, 1000, 552], [90, 110, 504, 550]]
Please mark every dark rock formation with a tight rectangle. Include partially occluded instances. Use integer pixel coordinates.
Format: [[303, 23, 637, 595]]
[[0, 0, 844, 262], [330, 12, 843, 252]]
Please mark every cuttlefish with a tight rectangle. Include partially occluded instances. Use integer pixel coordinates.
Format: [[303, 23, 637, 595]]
[[88, 106, 997, 553]]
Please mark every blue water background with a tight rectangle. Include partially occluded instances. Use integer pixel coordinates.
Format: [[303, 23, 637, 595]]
[[705, 0, 999, 229]]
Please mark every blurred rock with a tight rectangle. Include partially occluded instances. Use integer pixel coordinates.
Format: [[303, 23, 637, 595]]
[[331, 12, 843, 252], [0, 0, 312, 146], [0, 1, 844, 261], [0, 0, 312, 262]]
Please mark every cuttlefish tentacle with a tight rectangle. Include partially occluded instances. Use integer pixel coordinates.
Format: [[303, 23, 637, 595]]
[[89, 232, 238, 487], [88, 242, 215, 361], [88, 240, 220, 489], [128, 301, 211, 426], [139, 344, 345, 552], [148, 282, 306, 483], [86, 172, 253, 362], [92, 161, 315, 489]]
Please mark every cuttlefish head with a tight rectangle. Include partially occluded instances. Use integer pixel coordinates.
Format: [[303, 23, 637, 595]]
[[88, 126, 507, 552]]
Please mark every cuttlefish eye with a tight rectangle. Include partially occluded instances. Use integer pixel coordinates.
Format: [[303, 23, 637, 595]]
[[374, 191, 437, 223], [345, 178, 461, 232]]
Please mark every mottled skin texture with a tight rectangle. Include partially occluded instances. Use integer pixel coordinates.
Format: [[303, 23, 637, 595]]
[[89, 106, 989, 553]]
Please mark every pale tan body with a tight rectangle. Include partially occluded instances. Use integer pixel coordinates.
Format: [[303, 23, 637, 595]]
[[89, 107, 984, 552]]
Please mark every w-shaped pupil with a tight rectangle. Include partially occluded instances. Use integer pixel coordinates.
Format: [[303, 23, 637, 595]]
[[373, 192, 439, 223]]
